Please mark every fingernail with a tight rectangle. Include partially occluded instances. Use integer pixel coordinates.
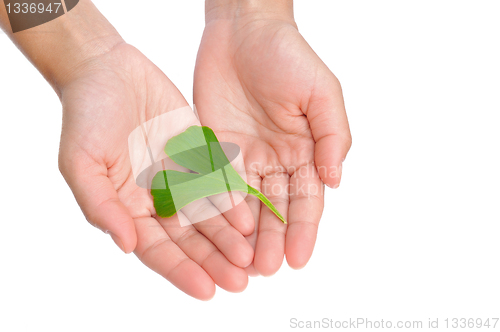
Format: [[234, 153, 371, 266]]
[[109, 232, 125, 253]]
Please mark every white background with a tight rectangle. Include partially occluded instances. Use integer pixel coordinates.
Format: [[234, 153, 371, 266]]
[[1, 1, 499, 331]]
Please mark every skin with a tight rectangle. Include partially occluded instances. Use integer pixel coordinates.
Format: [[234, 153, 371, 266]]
[[58, 43, 256, 299], [195, 0, 352, 276], [1, 0, 352, 298], [1, 0, 255, 300]]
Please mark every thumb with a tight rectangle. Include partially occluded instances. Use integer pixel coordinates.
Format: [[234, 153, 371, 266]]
[[59, 153, 137, 253], [304, 73, 352, 188]]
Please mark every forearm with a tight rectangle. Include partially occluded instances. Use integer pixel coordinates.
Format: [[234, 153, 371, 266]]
[[205, 0, 295, 24], [0, 0, 123, 95]]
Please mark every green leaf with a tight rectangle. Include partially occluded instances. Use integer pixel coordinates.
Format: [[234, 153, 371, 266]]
[[151, 126, 287, 224]]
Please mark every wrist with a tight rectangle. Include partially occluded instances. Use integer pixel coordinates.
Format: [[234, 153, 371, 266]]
[[205, 0, 295, 25], [1, 0, 124, 97]]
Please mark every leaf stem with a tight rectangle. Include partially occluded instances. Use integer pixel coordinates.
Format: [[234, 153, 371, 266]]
[[247, 185, 287, 224]]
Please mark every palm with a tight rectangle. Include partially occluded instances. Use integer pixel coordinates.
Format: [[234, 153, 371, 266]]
[[195, 20, 351, 275], [61, 45, 184, 219], [59, 44, 252, 299]]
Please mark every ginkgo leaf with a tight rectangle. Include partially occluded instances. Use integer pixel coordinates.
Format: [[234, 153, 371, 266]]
[[165, 126, 235, 175], [151, 167, 247, 219], [151, 126, 287, 224]]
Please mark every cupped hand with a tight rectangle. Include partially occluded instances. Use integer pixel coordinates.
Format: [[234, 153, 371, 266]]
[[58, 43, 254, 299], [194, 15, 352, 276]]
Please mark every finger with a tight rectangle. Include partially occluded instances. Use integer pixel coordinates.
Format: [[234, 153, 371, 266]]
[[207, 147, 255, 235], [285, 163, 324, 269], [208, 191, 255, 236], [243, 172, 263, 277], [244, 260, 260, 277], [304, 73, 352, 188], [254, 171, 289, 276], [134, 216, 215, 300], [245, 172, 264, 237], [156, 212, 248, 293], [182, 198, 254, 268], [59, 155, 137, 253]]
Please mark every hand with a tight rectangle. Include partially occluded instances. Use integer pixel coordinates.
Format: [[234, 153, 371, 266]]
[[194, 4, 352, 276], [58, 43, 254, 299]]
